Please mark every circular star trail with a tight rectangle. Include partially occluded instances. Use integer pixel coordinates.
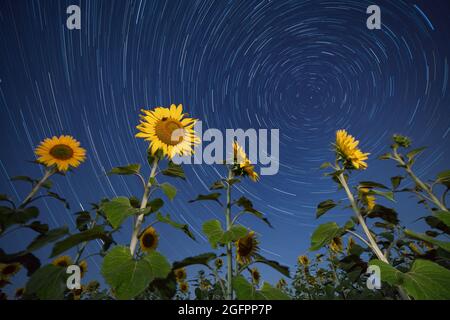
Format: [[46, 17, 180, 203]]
[[0, 0, 449, 283]]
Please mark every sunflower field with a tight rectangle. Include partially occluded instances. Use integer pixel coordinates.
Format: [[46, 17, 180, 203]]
[[1, 104, 449, 301]]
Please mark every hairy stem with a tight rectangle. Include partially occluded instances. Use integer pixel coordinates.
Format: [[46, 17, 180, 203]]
[[225, 168, 234, 300], [20, 167, 56, 208], [129, 158, 159, 256]]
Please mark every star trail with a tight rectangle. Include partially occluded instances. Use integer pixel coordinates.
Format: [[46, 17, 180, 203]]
[[1, 0, 449, 287]]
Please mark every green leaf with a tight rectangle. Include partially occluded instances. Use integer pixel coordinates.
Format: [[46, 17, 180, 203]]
[[202, 220, 224, 249], [254, 253, 290, 277], [50, 226, 107, 257], [11, 175, 35, 184], [101, 246, 171, 300], [108, 164, 141, 175], [407, 147, 427, 164], [435, 211, 450, 228], [155, 212, 196, 240], [390, 176, 403, 190], [47, 191, 70, 209], [367, 205, 399, 224], [26, 221, 49, 234], [189, 193, 222, 206], [160, 183, 177, 201], [235, 197, 272, 227], [27, 227, 69, 252], [233, 276, 290, 300], [221, 225, 248, 243], [309, 222, 341, 251], [404, 229, 450, 252], [172, 253, 217, 269], [146, 198, 164, 214], [161, 162, 185, 180], [0, 207, 40, 232], [319, 162, 332, 169], [25, 264, 67, 300], [369, 259, 450, 300], [101, 197, 139, 229], [210, 181, 225, 190], [359, 181, 389, 189], [316, 200, 337, 219], [370, 189, 395, 202], [436, 170, 450, 188]]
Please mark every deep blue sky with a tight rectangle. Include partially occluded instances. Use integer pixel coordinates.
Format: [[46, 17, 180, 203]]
[[1, 0, 449, 294]]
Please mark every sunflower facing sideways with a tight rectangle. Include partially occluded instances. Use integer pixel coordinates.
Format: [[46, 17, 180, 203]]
[[35, 135, 86, 172], [139, 226, 159, 253], [236, 231, 259, 264], [335, 129, 369, 170], [52, 256, 72, 268], [232, 141, 259, 182], [174, 268, 187, 283], [136, 104, 200, 159]]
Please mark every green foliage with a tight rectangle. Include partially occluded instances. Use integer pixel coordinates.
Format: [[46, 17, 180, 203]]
[[233, 276, 290, 300], [25, 264, 67, 300], [160, 182, 177, 201], [310, 222, 341, 251], [202, 219, 247, 249], [101, 246, 171, 300], [155, 212, 196, 240], [316, 200, 337, 218], [109, 164, 141, 175]]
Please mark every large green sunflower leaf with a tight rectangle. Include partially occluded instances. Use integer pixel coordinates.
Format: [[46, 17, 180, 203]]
[[25, 264, 67, 300], [309, 222, 341, 251], [101, 246, 171, 300]]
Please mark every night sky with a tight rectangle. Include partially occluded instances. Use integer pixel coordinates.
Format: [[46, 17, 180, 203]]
[[1, 0, 449, 291]]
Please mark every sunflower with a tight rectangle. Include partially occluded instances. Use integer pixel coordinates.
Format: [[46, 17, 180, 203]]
[[298, 255, 310, 267], [236, 231, 259, 264], [139, 227, 159, 253], [79, 260, 88, 277], [359, 187, 376, 211], [179, 281, 189, 294], [174, 268, 187, 283], [136, 104, 200, 159], [250, 268, 261, 285], [0, 263, 21, 277], [214, 258, 223, 270], [335, 130, 369, 170], [199, 280, 211, 290], [35, 135, 86, 172], [232, 142, 259, 182], [276, 278, 287, 289], [52, 255, 73, 268], [330, 237, 343, 253]]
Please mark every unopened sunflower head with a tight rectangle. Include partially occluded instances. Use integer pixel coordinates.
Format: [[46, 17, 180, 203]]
[[174, 268, 187, 283], [139, 226, 159, 253], [335, 130, 369, 170], [35, 135, 86, 172], [0, 263, 21, 278], [236, 231, 259, 265], [231, 141, 259, 182], [52, 256, 73, 268], [214, 258, 223, 270], [136, 104, 200, 159]]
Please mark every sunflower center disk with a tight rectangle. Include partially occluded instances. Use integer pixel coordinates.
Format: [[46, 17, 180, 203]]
[[142, 233, 156, 248], [49, 144, 74, 160], [155, 118, 184, 146], [239, 239, 254, 257]]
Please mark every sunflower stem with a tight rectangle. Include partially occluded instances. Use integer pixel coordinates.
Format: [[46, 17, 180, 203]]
[[337, 172, 410, 300], [129, 157, 159, 256], [20, 167, 56, 208], [225, 168, 234, 300]]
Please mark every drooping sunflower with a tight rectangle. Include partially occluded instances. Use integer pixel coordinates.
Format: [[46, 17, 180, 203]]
[[35, 135, 86, 172], [232, 142, 259, 182], [250, 268, 261, 285], [52, 255, 73, 268], [174, 268, 187, 283], [0, 263, 21, 278], [136, 104, 200, 159], [179, 281, 189, 294], [139, 226, 159, 253], [79, 260, 88, 277], [335, 129, 369, 170], [297, 255, 310, 267], [236, 231, 259, 264]]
